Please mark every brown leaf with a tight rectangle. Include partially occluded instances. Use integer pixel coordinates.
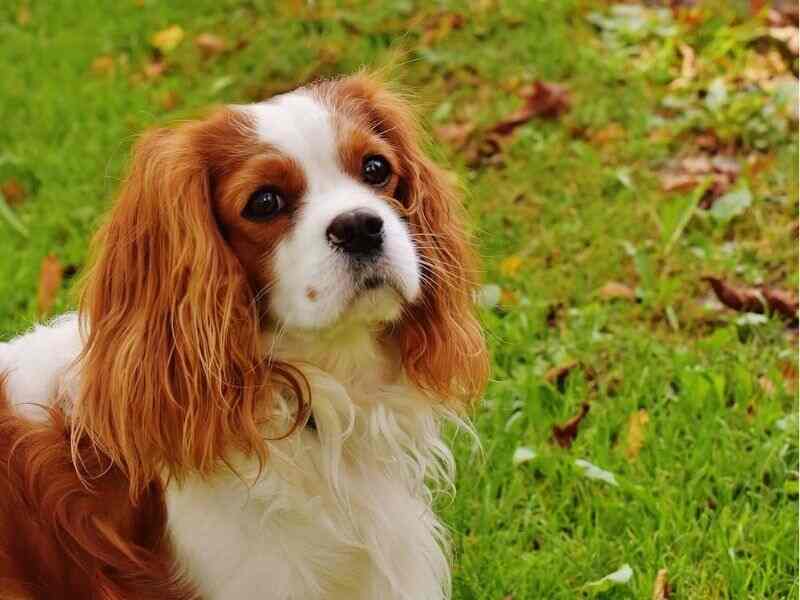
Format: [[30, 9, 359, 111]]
[[37, 255, 63, 317], [761, 287, 800, 320], [699, 174, 736, 209], [660, 150, 740, 205], [695, 131, 720, 150], [781, 361, 798, 385], [652, 569, 671, 600], [599, 281, 637, 301], [545, 360, 578, 386], [670, 43, 697, 89], [625, 410, 650, 461], [434, 122, 475, 149], [552, 402, 590, 449], [195, 33, 227, 57], [91, 55, 115, 76], [660, 172, 700, 192], [703, 277, 764, 313], [1, 178, 27, 206], [489, 81, 571, 136], [704, 278, 799, 321]]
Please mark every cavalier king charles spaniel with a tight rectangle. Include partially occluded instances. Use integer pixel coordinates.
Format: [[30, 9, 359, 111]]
[[0, 73, 488, 600]]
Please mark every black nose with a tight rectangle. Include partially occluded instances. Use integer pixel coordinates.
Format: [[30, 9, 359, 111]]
[[326, 209, 384, 256]]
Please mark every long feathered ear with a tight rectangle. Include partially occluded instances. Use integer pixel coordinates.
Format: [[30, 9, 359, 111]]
[[328, 73, 489, 406], [75, 113, 273, 498]]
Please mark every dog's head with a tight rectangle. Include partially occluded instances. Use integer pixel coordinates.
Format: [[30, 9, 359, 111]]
[[76, 73, 488, 495]]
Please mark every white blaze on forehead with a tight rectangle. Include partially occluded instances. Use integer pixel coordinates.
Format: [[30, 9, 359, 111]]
[[243, 91, 339, 192]]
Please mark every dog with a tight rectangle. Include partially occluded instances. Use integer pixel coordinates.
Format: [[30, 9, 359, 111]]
[[0, 72, 488, 600]]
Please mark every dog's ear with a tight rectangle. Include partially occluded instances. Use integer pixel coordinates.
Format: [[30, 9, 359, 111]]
[[76, 112, 273, 498], [330, 73, 489, 406]]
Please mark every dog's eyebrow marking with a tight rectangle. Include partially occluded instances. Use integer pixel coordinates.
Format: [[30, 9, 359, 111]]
[[243, 91, 339, 195], [305, 287, 318, 301]]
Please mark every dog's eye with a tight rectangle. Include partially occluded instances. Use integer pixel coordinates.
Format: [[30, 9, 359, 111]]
[[362, 155, 391, 186], [242, 187, 284, 222]]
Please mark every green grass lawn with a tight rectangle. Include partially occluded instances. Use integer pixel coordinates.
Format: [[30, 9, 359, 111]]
[[1, 1, 797, 597]]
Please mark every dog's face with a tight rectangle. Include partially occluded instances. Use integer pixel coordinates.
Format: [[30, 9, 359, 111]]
[[213, 88, 420, 331], [77, 74, 488, 496]]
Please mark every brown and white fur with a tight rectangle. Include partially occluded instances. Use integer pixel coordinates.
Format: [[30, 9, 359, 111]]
[[0, 73, 488, 600]]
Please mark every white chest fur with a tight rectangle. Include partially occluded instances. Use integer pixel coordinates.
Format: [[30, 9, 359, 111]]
[[166, 368, 456, 600]]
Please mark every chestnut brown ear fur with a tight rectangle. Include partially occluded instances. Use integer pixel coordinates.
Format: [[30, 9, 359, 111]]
[[75, 110, 305, 499], [318, 73, 490, 406]]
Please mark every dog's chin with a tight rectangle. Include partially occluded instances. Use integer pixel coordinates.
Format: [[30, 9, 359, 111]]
[[343, 278, 406, 326], [267, 278, 408, 334]]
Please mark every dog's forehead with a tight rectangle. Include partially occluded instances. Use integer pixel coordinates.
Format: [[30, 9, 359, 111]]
[[242, 91, 340, 183]]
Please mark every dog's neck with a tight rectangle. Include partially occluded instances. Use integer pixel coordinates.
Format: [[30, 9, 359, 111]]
[[263, 322, 403, 402]]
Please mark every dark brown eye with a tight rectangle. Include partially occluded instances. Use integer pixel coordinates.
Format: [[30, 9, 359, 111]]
[[242, 187, 284, 222], [362, 155, 391, 186]]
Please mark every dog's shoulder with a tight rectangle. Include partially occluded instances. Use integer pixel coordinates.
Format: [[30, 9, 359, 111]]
[[0, 313, 82, 420]]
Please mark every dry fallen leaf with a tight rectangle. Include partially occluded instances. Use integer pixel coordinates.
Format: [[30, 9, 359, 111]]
[[37, 254, 63, 317], [659, 152, 740, 208], [552, 402, 590, 449], [670, 42, 697, 89], [195, 33, 227, 57], [704, 277, 799, 321], [599, 281, 636, 301], [489, 80, 571, 136], [545, 360, 579, 387], [781, 361, 798, 386], [761, 287, 799, 321], [1, 178, 27, 206], [703, 277, 764, 313], [625, 409, 650, 461], [652, 568, 671, 600], [150, 25, 184, 53], [660, 172, 701, 192]]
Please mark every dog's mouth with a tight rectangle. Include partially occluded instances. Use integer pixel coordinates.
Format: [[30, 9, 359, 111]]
[[354, 269, 407, 301]]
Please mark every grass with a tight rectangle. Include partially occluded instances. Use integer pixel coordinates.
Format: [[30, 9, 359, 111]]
[[1, 1, 797, 598]]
